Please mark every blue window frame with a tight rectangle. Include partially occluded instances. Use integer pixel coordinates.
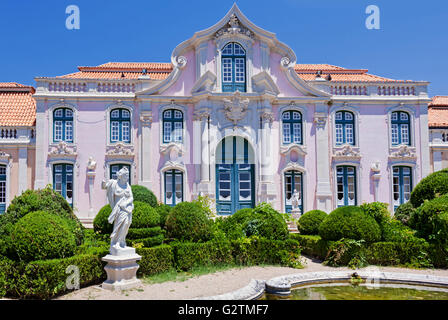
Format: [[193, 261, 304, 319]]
[[162, 109, 183, 143], [53, 108, 73, 143], [391, 111, 410, 146], [284, 170, 303, 213], [221, 42, 246, 92], [53, 164, 73, 207], [216, 136, 255, 215], [336, 166, 357, 207], [393, 166, 412, 210], [110, 108, 131, 143], [0, 165, 6, 213], [110, 163, 131, 184], [164, 169, 183, 206], [282, 110, 302, 144], [335, 111, 355, 145]]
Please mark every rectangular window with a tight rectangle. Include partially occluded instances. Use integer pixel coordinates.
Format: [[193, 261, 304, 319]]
[[219, 172, 231, 201], [111, 121, 120, 142], [336, 166, 356, 207], [391, 124, 399, 145], [165, 172, 173, 205], [175, 172, 183, 204], [401, 124, 409, 145], [0, 181, 5, 204], [235, 58, 245, 83], [222, 58, 232, 83], [65, 121, 73, 142], [283, 123, 291, 144], [293, 123, 301, 144], [174, 122, 182, 142], [345, 124, 354, 145], [122, 121, 130, 142], [164, 122, 172, 143], [239, 171, 251, 201], [335, 124, 343, 145], [54, 121, 63, 141]]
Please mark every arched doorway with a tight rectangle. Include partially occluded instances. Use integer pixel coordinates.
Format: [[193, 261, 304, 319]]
[[215, 136, 255, 215]]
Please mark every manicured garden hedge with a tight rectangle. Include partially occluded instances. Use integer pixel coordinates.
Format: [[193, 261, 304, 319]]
[[410, 168, 448, 208], [131, 185, 158, 208], [136, 245, 174, 276], [297, 210, 327, 235]]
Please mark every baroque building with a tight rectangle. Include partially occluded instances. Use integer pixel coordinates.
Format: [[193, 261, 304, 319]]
[[32, 4, 431, 224], [429, 96, 448, 172]]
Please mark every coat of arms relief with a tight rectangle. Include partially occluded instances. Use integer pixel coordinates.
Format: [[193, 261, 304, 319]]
[[222, 91, 250, 126]]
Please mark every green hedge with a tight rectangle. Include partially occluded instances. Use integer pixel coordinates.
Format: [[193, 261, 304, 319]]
[[136, 245, 174, 276], [131, 185, 158, 208], [290, 234, 331, 258], [1, 254, 106, 300], [129, 234, 165, 248], [127, 227, 164, 240], [410, 168, 448, 208], [297, 210, 327, 235]]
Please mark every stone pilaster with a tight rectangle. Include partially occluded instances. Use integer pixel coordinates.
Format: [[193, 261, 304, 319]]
[[139, 109, 153, 189]]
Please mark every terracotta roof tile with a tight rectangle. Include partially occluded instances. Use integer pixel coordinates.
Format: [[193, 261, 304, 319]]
[[56, 62, 411, 83], [0, 83, 35, 127], [429, 96, 448, 107]]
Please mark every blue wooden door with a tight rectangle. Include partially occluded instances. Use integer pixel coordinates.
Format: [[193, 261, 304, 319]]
[[393, 166, 412, 210], [216, 137, 254, 215], [0, 165, 6, 213], [53, 164, 73, 207], [336, 166, 357, 207]]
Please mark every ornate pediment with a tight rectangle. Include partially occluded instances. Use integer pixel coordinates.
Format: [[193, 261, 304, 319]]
[[222, 91, 250, 126], [191, 71, 217, 94], [214, 13, 254, 40], [280, 144, 307, 157], [48, 141, 77, 159], [251, 71, 280, 95], [106, 142, 134, 159], [160, 142, 184, 161], [389, 145, 417, 161], [332, 145, 361, 161]]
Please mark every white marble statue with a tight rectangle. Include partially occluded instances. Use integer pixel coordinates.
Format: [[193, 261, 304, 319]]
[[291, 189, 300, 210], [101, 167, 134, 251]]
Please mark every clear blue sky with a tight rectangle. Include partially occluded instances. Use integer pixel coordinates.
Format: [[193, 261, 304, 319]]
[[0, 0, 446, 96]]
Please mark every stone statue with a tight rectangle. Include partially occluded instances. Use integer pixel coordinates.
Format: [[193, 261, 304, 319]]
[[102, 167, 134, 252], [291, 189, 300, 210], [87, 156, 97, 172]]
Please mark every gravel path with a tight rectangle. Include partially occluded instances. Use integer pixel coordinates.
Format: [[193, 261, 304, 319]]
[[56, 256, 448, 300]]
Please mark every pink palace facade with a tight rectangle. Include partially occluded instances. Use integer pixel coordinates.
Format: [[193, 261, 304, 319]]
[[32, 5, 431, 224]]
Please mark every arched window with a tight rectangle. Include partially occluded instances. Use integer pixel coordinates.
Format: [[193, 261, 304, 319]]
[[164, 169, 183, 206], [391, 111, 410, 146], [335, 111, 355, 145], [53, 108, 73, 143], [393, 166, 412, 210], [162, 109, 183, 143], [110, 163, 131, 184], [0, 165, 6, 213], [221, 42, 246, 92], [53, 164, 73, 207], [110, 108, 131, 143], [282, 110, 302, 144]]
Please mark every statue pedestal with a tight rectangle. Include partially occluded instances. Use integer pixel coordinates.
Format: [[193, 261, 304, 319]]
[[291, 208, 302, 220], [101, 247, 142, 291]]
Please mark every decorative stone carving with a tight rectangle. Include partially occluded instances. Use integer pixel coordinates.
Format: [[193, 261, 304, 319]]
[[140, 113, 152, 126], [87, 156, 97, 173], [0, 151, 10, 161], [371, 161, 381, 173], [193, 110, 211, 122], [106, 142, 134, 159], [160, 142, 184, 161], [332, 145, 361, 161], [291, 189, 302, 219], [261, 111, 274, 124], [222, 91, 250, 126], [48, 141, 77, 158], [314, 114, 327, 129], [175, 56, 187, 69], [214, 13, 254, 39], [280, 57, 292, 69], [389, 145, 417, 160], [280, 144, 307, 157]]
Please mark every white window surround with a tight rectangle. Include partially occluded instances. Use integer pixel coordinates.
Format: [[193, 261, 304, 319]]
[[387, 162, 417, 214], [278, 104, 308, 149], [280, 164, 307, 214], [159, 162, 187, 205], [106, 103, 134, 146], [48, 102, 77, 146], [48, 159, 78, 211], [105, 160, 135, 183], [386, 105, 417, 149], [158, 103, 188, 148], [214, 36, 254, 94], [331, 161, 361, 209], [329, 105, 360, 148], [0, 157, 11, 209]]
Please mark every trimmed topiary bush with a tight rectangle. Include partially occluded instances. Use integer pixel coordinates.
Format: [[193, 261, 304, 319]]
[[156, 204, 172, 228], [10, 211, 77, 262], [93, 204, 113, 235], [131, 185, 158, 208], [297, 210, 327, 235], [0, 186, 84, 245], [244, 203, 289, 240], [409, 194, 448, 244], [165, 202, 213, 242], [318, 206, 381, 243], [394, 201, 416, 226], [359, 202, 391, 227], [410, 168, 448, 208], [132, 201, 160, 228]]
